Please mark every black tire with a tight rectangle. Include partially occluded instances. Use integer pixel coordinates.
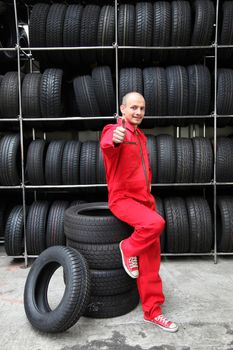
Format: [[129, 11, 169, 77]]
[[0, 72, 24, 118], [79, 141, 98, 185], [80, 5, 100, 65], [96, 142, 106, 184], [118, 4, 135, 64], [192, 137, 213, 183], [166, 65, 189, 116], [155, 197, 165, 253], [92, 66, 115, 116], [135, 2, 153, 63], [90, 268, 135, 296], [146, 135, 157, 183], [186, 197, 213, 253], [62, 141, 82, 185], [73, 75, 100, 118], [4, 205, 24, 256], [40, 68, 64, 118], [217, 196, 233, 252], [46, 3, 67, 65], [45, 140, 66, 185], [26, 201, 50, 255], [175, 138, 194, 183], [152, 1, 171, 62], [63, 4, 83, 65], [191, 0, 215, 46], [217, 69, 233, 117], [46, 200, 69, 248], [24, 246, 90, 333], [69, 200, 87, 208], [156, 135, 176, 183], [216, 137, 233, 182], [67, 239, 121, 270], [29, 3, 50, 66], [171, 1, 191, 46], [97, 5, 115, 64], [0, 134, 20, 185], [143, 67, 167, 117], [84, 288, 139, 318], [26, 140, 47, 185], [119, 68, 143, 104], [164, 197, 189, 253], [22, 73, 42, 118], [64, 202, 132, 244], [220, 1, 233, 45], [188, 65, 211, 116]]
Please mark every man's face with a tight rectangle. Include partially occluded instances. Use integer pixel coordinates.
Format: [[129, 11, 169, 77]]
[[120, 94, 145, 127]]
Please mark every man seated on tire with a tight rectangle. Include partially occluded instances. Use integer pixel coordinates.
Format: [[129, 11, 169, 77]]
[[100, 92, 178, 333]]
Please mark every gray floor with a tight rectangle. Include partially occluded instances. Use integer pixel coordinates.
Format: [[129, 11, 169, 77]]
[[0, 247, 233, 350]]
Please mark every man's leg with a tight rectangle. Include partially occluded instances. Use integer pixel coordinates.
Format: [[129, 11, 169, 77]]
[[110, 198, 165, 256], [110, 198, 165, 318]]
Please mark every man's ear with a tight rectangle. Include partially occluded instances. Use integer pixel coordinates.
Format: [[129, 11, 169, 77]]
[[120, 104, 125, 115]]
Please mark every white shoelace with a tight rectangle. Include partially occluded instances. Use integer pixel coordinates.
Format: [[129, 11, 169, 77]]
[[128, 256, 138, 268], [155, 315, 170, 326]]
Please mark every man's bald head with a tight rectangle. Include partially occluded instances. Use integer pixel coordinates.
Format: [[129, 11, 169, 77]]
[[120, 92, 145, 129], [121, 92, 145, 106]]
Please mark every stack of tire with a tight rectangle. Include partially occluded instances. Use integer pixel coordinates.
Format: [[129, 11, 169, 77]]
[[119, 64, 212, 128], [161, 196, 213, 253], [29, 3, 115, 67], [147, 135, 213, 184], [0, 69, 64, 119], [64, 202, 140, 318], [4, 200, 70, 256], [26, 139, 106, 186], [28, 1, 215, 66]]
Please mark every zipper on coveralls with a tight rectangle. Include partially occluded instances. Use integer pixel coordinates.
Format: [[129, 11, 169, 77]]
[[136, 130, 150, 193]]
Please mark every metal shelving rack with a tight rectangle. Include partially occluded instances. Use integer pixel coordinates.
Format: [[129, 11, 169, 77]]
[[1, 0, 232, 264]]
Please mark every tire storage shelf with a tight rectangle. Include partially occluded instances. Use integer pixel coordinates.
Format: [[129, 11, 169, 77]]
[[1, 0, 233, 264]]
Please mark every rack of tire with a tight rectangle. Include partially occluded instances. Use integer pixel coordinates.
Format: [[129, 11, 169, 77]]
[[2, 134, 233, 186], [3, 198, 233, 258], [1, 0, 233, 265]]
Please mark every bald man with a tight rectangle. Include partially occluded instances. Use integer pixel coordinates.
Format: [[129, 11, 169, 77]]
[[100, 92, 178, 332]]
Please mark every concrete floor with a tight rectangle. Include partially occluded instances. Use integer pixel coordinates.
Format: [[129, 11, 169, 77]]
[[0, 246, 233, 350]]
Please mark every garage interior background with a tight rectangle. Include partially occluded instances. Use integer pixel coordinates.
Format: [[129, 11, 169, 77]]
[[0, 0, 233, 264]]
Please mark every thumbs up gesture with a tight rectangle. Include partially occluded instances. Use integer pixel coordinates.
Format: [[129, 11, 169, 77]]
[[112, 118, 126, 144]]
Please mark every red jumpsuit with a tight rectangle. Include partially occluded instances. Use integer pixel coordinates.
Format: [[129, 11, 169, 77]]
[[100, 117, 165, 319]]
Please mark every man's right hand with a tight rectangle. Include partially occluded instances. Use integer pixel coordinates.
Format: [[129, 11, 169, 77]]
[[112, 121, 126, 144]]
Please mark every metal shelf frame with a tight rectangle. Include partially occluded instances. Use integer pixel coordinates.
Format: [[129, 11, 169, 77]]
[[1, 0, 233, 263]]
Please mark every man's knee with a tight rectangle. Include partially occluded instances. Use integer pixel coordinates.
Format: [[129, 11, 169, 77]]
[[146, 214, 165, 235]]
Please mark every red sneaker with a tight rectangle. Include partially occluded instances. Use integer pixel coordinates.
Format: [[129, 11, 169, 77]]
[[144, 314, 178, 333], [119, 241, 139, 278]]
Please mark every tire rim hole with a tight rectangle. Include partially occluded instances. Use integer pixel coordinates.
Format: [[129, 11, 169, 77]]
[[47, 266, 66, 311]]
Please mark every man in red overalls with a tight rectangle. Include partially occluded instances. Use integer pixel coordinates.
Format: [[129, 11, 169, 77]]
[[100, 92, 178, 332]]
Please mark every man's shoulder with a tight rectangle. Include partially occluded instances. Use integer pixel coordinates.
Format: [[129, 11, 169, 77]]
[[137, 127, 147, 140], [101, 123, 118, 135]]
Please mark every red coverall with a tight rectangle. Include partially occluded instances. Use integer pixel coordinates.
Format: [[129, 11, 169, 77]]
[[100, 117, 165, 319]]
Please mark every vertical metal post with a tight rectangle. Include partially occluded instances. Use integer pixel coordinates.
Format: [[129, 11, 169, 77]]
[[114, 0, 119, 118], [213, 0, 219, 264], [13, 0, 28, 267], [32, 129, 37, 202], [26, 4, 33, 73]]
